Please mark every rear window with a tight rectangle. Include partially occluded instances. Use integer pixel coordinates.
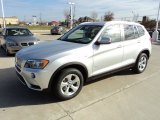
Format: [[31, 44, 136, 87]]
[[53, 27, 60, 29], [137, 26, 145, 37]]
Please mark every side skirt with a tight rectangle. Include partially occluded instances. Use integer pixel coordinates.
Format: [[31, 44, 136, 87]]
[[86, 63, 135, 83]]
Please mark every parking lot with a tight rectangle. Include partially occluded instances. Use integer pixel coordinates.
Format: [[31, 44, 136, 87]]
[[0, 34, 160, 120]]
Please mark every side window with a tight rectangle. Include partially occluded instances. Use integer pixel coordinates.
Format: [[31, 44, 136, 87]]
[[134, 26, 139, 38], [137, 26, 145, 37], [68, 26, 102, 40], [124, 25, 135, 40], [101, 25, 121, 43]]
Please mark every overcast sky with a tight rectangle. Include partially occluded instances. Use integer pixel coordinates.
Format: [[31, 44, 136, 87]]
[[0, 0, 159, 22]]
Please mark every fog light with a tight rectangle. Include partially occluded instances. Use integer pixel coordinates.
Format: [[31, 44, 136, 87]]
[[31, 73, 36, 78]]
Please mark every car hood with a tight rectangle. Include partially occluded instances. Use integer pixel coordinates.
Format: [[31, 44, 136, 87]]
[[16, 40, 86, 60], [6, 36, 38, 43]]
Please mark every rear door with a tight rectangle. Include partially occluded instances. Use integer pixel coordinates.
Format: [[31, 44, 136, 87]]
[[122, 24, 140, 65], [92, 24, 123, 76]]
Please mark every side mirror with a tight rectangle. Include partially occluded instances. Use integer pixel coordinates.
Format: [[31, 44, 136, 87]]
[[95, 37, 111, 45]]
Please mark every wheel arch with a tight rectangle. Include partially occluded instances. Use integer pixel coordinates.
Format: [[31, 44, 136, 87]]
[[48, 62, 89, 90], [137, 49, 150, 60]]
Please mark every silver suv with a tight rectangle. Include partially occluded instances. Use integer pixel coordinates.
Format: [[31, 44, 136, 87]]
[[15, 21, 152, 100]]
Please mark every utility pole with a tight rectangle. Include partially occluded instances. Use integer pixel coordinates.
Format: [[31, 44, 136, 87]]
[[69, 2, 75, 29], [152, 1, 160, 42], [156, 1, 160, 31], [39, 12, 42, 25], [1, 0, 5, 28]]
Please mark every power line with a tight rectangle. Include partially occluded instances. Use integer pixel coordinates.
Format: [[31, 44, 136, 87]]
[[115, 14, 157, 19]]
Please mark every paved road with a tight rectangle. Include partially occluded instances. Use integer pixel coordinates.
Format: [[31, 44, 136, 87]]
[[35, 34, 61, 41], [0, 36, 160, 120]]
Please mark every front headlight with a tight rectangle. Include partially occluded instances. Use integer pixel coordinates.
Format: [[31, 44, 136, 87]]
[[7, 41, 18, 46], [34, 39, 40, 44], [24, 59, 49, 69]]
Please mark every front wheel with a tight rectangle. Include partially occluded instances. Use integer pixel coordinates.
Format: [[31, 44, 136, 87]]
[[133, 53, 148, 74], [5, 46, 11, 56], [54, 68, 84, 100]]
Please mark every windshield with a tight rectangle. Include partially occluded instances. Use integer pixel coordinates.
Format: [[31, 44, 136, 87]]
[[59, 25, 102, 44], [6, 28, 33, 36]]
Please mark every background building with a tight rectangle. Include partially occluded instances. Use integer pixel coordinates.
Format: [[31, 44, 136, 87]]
[[0, 16, 19, 26]]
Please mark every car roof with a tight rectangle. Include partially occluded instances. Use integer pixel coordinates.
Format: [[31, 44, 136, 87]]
[[80, 21, 142, 26], [80, 22, 105, 26]]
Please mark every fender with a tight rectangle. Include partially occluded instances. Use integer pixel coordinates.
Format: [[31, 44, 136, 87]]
[[48, 62, 89, 90]]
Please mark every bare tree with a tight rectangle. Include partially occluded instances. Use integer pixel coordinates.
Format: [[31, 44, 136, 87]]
[[90, 11, 98, 21], [141, 16, 156, 29], [104, 11, 114, 21], [64, 9, 70, 27], [64, 9, 70, 20]]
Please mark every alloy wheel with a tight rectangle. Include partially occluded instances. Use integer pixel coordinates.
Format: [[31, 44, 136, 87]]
[[60, 74, 80, 96]]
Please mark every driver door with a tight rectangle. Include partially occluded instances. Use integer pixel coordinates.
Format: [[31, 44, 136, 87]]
[[92, 24, 123, 76]]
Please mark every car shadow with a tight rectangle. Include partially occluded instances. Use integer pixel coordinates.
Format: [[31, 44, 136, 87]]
[[152, 42, 160, 45], [0, 66, 134, 108], [40, 34, 52, 35], [0, 67, 59, 108], [40, 33, 61, 35]]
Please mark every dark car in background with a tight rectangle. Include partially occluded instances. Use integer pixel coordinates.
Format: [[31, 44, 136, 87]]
[[50, 26, 65, 35], [0, 27, 39, 55], [147, 29, 153, 37], [147, 29, 160, 41]]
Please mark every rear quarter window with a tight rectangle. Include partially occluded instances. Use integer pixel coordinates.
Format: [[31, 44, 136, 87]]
[[137, 26, 145, 37], [124, 25, 135, 40]]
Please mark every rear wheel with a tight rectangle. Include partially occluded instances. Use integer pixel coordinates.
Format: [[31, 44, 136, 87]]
[[133, 53, 148, 74], [53, 68, 84, 100]]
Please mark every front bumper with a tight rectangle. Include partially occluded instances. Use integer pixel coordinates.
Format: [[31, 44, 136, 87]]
[[15, 64, 51, 91], [7, 41, 39, 54], [7, 46, 21, 54]]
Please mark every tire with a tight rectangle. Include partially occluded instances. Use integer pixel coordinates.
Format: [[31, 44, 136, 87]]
[[0, 41, 2, 48], [53, 68, 84, 100], [133, 53, 148, 74], [5, 46, 10, 56], [51, 32, 54, 35]]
